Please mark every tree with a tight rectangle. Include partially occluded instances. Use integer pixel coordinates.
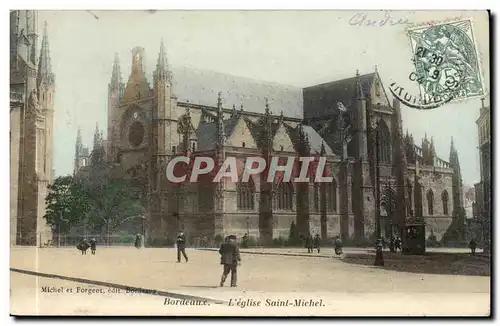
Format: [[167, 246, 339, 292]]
[[80, 162, 145, 244], [44, 175, 90, 234]]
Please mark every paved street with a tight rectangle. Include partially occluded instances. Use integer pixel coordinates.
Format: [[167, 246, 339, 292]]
[[10, 247, 490, 316]]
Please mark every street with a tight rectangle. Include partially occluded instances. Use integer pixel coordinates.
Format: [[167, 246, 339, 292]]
[[10, 246, 490, 316]]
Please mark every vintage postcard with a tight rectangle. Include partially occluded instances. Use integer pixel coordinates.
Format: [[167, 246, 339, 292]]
[[9, 10, 491, 316]]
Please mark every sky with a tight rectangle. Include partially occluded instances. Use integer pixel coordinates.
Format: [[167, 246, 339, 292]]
[[36, 10, 490, 186]]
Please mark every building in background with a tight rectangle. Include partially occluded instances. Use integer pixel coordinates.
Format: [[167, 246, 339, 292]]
[[10, 10, 55, 246], [73, 127, 90, 175], [473, 97, 491, 251]]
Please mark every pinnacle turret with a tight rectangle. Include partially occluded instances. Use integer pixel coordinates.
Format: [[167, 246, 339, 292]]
[[320, 141, 326, 156], [216, 92, 225, 145], [37, 21, 55, 88], [75, 127, 82, 153], [355, 69, 364, 100]]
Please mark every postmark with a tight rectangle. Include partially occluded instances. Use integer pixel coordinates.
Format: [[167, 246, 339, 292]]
[[405, 19, 484, 106]]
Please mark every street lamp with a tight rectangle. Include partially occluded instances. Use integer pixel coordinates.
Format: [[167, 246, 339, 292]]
[[140, 215, 146, 248]]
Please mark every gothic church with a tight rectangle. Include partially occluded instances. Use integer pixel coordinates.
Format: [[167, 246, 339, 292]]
[[77, 41, 465, 245]]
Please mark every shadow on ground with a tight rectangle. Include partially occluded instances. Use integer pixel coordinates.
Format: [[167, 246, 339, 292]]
[[341, 252, 490, 277]]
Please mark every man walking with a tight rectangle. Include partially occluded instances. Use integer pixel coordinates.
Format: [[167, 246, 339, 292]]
[[305, 233, 313, 253], [313, 234, 321, 253], [219, 235, 241, 287], [176, 231, 188, 263], [90, 238, 97, 255], [334, 235, 343, 255], [469, 238, 477, 255]]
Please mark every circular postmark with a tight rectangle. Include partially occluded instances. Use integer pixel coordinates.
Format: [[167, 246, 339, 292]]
[[391, 19, 484, 110]]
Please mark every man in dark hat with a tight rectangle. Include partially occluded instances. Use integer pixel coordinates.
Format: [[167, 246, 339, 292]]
[[219, 235, 241, 287], [176, 230, 188, 263]]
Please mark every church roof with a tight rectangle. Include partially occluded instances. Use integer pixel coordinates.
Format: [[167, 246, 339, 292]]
[[303, 73, 376, 119], [171, 66, 303, 119]]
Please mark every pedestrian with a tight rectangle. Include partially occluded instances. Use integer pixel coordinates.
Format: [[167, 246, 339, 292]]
[[219, 235, 241, 287], [242, 233, 249, 248], [77, 238, 89, 255], [135, 234, 142, 249], [305, 233, 313, 253], [389, 237, 395, 253], [469, 238, 477, 255], [394, 237, 402, 252], [313, 234, 321, 253], [334, 235, 343, 255], [90, 238, 97, 255], [176, 230, 188, 263]]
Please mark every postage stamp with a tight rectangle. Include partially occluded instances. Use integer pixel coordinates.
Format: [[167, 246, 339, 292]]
[[407, 19, 485, 104]]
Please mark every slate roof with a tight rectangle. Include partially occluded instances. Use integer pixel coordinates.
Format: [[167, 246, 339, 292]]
[[301, 125, 334, 156], [195, 115, 241, 151], [171, 66, 303, 119], [303, 73, 376, 120]]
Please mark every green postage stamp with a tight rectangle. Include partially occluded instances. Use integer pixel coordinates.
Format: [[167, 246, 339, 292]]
[[408, 19, 485, 104]]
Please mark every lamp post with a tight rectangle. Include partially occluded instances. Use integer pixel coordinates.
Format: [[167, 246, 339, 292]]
[[374, 122, 384, 266], [140, 215, 146, 248]]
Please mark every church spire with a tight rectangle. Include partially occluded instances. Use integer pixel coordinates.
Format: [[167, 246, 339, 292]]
[[155, 38, 171, 82], [110, 53, 122, 89], [93, 123, 100, 150], [75, 127, 82, 153], [37, 21, 54, 88]]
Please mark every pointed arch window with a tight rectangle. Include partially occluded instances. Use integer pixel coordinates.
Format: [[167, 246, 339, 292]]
[[377, 119, 391, 164], [427, 189, 434, 215], [237, 177, 255, 210], [327, 179, 337, 212], [274, 182, 293, 210], [441, 190, 449, 215]]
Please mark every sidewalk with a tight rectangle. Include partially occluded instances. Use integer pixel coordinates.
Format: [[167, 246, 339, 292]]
[[198, 246, 373, 258], [196, 246, 478, 258]]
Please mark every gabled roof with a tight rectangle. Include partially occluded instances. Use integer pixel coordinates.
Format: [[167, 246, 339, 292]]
[[301, 125, 334, 156], [195, 115, 242, 151]]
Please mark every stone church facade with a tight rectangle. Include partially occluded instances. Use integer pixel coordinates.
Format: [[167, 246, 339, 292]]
[[98, 42, 464, 245], [10, 10, 55, 246]]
